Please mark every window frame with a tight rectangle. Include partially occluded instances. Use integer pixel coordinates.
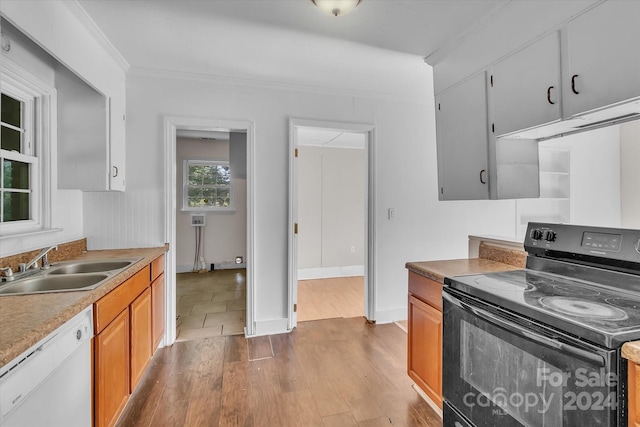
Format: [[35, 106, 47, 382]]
[[181, 159, 234, 212], [0, 59, 53, 237]]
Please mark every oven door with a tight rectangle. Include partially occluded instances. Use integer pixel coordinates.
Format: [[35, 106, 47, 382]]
[[442, 289, 621, 427]]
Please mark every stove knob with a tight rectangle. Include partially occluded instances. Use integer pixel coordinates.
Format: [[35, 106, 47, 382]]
[[530, 229, 543, 240], [543, 230, 556, 242]]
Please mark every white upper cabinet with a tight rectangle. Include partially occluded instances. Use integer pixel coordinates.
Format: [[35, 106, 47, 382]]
[[492, 32, 562, 137], [564, 1, 640, 117], [436, 72, 489, 200], [1, 0, 128, 191]]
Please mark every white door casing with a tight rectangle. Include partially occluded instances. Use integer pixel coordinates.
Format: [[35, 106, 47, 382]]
[[164, 116, 256, 342], [288, 118, 375, 330]]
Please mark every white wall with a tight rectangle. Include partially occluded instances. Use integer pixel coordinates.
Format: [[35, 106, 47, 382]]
[[175, 137, 247, 273], [544, 126, 622, 228], [298, 146, 365, 277], [620, 120, 640, 229], [0, 19, 83, 257], [82, 68, 518, 331]]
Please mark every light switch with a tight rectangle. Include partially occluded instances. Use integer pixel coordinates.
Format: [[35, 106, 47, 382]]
[[388, 208, 395, 220]]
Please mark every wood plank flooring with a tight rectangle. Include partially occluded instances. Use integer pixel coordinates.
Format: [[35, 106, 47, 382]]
[[116, 317, 442, 427], [297, 276, 364, 322]]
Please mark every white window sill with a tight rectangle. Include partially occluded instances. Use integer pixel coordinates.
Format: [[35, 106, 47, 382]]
[[0, 227, 63, 241]]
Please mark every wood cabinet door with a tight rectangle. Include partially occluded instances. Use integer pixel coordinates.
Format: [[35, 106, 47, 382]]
[[566, 1, 640, 117], [492, 31, 562, 136], [95, 309, 130, 427], [130, 287, 152, 392], [408, 294, 443, 409], [435, 71, 489, 201], [630, 360, 640, 427], [152, 272, 165, 349]]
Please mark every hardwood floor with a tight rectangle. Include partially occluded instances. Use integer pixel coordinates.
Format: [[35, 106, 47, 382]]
[[116, 317, 442, 427], [297, 276, 364, 322]]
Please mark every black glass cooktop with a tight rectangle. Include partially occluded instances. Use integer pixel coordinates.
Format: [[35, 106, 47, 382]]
[[446, 269, 640, 348]]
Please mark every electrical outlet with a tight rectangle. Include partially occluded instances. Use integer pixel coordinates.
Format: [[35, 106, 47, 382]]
[[350, 246, 356, 253]]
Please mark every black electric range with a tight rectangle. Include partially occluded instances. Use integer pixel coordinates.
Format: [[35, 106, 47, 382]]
[[442, 222, 640, 427], [446, 222, 640, 349]]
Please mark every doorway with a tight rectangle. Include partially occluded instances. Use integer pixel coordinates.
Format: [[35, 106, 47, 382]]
[[164, 117, 255, 345], [288, 119, 375, 329], [173, 129, 248, 340]]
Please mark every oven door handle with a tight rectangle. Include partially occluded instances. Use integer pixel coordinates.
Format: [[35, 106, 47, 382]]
[[444, 292, 606, 367]]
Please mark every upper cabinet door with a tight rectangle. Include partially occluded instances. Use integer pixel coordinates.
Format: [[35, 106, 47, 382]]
[[436, 72, 489, 201], [565, 1, 640, 117], [109, 90, 126, 191], [492, 31, 562, 136]]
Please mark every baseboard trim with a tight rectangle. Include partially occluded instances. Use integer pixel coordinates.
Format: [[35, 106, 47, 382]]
[[250, 318, 289, 337], [373, 307, 407, 324]]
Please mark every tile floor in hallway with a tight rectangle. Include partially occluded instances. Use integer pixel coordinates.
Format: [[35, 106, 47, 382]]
[[176, 268, 246, 341]]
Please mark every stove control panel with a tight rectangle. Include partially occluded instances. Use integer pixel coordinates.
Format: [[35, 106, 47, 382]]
[[525, 222, 640, 268], [529, 228, 556, 242]]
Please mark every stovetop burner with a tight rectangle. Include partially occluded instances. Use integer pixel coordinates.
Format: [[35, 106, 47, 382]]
[[539, 296, 628, 321], [447, 269, 640, 348]]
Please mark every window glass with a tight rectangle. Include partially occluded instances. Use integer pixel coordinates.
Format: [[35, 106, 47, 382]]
[[1, 94, 21, 127], [184, 161, 232, 210], [3, 192, 29, 222], [3, 159, 29, 189]]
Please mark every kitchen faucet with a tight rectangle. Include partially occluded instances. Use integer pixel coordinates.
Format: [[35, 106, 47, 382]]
[[19, 246, 58, 273]]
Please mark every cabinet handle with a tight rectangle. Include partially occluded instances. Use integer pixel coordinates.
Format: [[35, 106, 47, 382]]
[[112, 166, 118, 178], [571, 74, 580, 94], [479, 169, 487, 184], [547, 86, 555, 104]]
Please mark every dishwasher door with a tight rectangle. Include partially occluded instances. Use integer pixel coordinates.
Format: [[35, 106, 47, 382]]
[[0, 306, 94, 427]]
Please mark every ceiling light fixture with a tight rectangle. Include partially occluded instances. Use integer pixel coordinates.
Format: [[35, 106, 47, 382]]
[[311, 0, 362, 17]]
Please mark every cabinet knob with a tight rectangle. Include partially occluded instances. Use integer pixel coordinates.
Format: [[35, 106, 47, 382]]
[[571, 74, 580, 95], [547, 86, 555, 105], [112, 166, 119, 177], [479, 169, 487, 184]]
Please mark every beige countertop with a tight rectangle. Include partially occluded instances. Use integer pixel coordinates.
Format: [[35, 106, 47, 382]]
[[0, 246, 167, 367], [406, 258, 523, 283], [623, 342, 640, 365]]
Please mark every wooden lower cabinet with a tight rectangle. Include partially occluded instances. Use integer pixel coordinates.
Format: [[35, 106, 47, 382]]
[[151, 272, 165, 349], [93, 254, 166, 427], [95, 309, 130, 427], [130, 287, 152, 392], [630, 360, 640, 427], [408, 294, 443, 408], [407, 271, 443, 409]]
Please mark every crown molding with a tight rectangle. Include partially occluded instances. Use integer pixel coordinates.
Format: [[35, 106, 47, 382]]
[[64, 0, 130, 72], [128, 66, 431, 106]]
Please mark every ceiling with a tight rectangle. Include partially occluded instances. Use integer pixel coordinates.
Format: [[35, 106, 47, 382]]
[[77, 0, 509, 99]]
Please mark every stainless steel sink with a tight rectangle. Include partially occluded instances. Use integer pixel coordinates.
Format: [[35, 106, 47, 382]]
[[48, 260, 136, 275], [0, 274, 109, 295], [0, 258, 142, 296]]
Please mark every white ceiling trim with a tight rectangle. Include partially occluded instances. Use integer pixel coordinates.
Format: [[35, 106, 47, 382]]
[[65, 0, 130, 71]]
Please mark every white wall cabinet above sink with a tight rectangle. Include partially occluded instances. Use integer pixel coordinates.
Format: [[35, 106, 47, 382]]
[[1, 0, 128, 191], [56, 65, 126, 191]]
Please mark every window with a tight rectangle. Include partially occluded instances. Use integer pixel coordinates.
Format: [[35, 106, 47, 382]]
[[182, 160, 233, 211], [0, 61, 51, 236], [1, 90, 38, 224]]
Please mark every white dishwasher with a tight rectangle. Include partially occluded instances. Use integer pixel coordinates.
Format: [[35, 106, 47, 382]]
[[0, 305, 94, 427]]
